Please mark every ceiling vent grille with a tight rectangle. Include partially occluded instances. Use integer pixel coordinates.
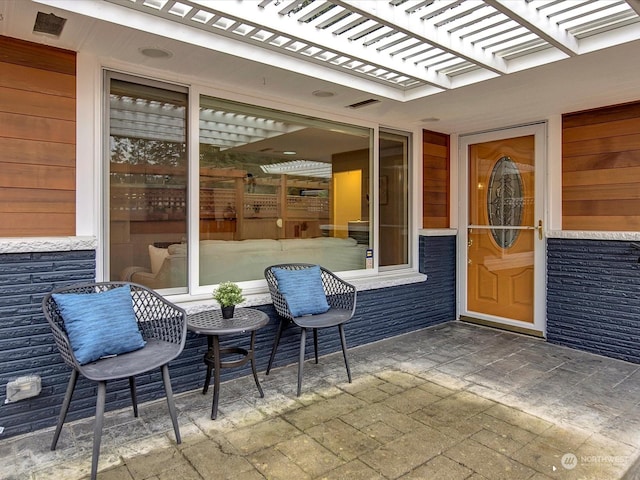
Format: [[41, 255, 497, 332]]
[[33, 12, 67, 37], [346, 99, 380, 109]]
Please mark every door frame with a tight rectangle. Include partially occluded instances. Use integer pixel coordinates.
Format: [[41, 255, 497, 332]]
[[458, 123, 547, 337]]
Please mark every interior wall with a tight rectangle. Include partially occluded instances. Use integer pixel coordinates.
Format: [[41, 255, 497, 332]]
[[562, 100, 640, 231], [332, 149, 369, 224], [332, 170, 362, 239], [0, 36, 76, 237]]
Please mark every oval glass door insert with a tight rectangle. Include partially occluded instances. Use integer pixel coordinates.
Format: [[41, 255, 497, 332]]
[[487, 156, 523, 249]]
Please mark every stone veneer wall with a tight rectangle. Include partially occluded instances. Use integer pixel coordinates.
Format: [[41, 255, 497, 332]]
[[418, 235, 456, 320], [0, 248, 97, 438], [547, 237, 640, 363], [0, 235, 456, 439]]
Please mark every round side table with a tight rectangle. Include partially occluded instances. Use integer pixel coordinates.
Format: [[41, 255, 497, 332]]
[[187, 307, 269, 420]]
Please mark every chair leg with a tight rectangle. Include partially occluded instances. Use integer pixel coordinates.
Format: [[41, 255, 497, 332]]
[[249, 331, 264, 398], [339, 324, 352, 383], [91, 381, 107, 480], [297, 327, 307, 397], [266, 318, 286, 375], [161, 364, 181, 444], [313, 328, 319, 364], [51, 369, 78, 451], [128, 376, 138, 417], [203, 335, 213, 394]]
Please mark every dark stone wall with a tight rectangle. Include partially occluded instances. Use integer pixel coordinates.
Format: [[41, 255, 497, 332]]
[[418, 235, 457, 320], [0, 250, 97, 438], [0, 236, 457, 438], [547, 238, 640, 364]]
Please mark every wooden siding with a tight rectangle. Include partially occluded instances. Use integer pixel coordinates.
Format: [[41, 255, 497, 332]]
[[422, 130, 450, 228], [562, 101, 640, 231], [0, 36, 76, 237]]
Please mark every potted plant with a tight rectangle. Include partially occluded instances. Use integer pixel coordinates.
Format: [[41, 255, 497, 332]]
[[212, 281, 245, 319]]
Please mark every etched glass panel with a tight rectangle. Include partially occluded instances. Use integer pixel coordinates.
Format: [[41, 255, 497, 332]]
[[487, 156, 523, 248]]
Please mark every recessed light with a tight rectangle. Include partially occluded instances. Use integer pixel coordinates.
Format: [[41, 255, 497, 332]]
[[283, 151, 297, 155], [312, 90, 335, 98], [139, 47, 173, 59]]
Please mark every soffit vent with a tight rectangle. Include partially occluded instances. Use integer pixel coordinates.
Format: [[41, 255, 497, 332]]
[[33, 12, 67, 37], [346, 99, 380, 109]]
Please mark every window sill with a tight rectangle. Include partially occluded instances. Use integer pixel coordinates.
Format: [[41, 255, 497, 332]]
[[0, 236, 427, 315], [177, 270, 427, 314]]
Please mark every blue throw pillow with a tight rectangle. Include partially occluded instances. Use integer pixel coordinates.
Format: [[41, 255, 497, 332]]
[[53, 286, 146, 365], [272, 265, 330, 317]]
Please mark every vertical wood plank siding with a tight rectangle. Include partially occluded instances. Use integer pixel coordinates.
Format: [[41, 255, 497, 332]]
[[0, 36, 76, 237], [422, 130, 450, 228], [562, 101, 640, 231]]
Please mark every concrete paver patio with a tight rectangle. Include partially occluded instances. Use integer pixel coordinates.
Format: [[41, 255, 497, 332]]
[[1, 321, 639, 479]]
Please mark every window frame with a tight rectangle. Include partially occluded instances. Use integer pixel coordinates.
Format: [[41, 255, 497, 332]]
[[101, 73, 416, 301], [188, 89, 377, 296], [379, 127, 412, 272], [102, 71, 190, 291]]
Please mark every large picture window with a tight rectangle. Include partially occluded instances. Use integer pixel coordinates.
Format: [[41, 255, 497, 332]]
[[108, 76, 379, 292], [196, 95, 372, 286]]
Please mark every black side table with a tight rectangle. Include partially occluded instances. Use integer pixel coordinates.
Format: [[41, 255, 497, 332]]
[[187, 307, 269, 419]]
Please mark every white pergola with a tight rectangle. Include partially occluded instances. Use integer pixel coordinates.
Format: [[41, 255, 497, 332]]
[[67, 0, 636, 148], [102, 0, 640, 101]]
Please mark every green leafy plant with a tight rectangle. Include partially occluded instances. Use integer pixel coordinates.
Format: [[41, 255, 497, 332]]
[[212, 281, 245, 307]]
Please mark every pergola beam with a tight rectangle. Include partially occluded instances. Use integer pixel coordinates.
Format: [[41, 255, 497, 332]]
[[191, 0, 451, 89], [334, 0, 507, 74], [484, 0, 579, 56]]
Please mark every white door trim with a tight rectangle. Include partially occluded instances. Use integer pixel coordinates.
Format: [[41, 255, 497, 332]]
[[458, 123, 547, 336]]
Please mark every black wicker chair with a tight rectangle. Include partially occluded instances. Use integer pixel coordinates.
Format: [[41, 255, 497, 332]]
[[42, 282, 187, 480], [264, 264, 356, 396]]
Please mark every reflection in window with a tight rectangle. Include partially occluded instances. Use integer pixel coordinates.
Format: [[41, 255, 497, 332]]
[[379, 130, 409, 267], [104, 78, 413, 293], [198, 95, 372, 286], [107, 76, 188, 292]]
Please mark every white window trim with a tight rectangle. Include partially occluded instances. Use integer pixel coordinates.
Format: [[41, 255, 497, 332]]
[[73, 55, 424, 304]]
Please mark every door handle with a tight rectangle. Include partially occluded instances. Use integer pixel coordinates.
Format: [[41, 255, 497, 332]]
[[536, 220, 543, 240]]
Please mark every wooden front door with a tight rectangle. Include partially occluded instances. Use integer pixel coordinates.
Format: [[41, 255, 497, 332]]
[[461, 125, 545, 335]]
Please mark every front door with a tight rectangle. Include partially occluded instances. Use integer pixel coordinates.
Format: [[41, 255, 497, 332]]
[[460, 124, 546, 336]]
